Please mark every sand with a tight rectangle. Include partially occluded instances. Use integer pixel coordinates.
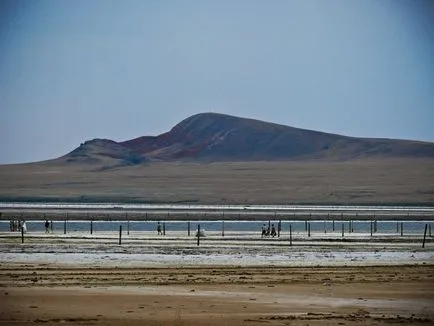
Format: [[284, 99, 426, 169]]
[[1, 264, 434, 326], [1, 227, 433, 325]]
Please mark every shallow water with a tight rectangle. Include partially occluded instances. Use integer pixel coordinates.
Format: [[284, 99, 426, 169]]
[[1, 219, 432, 235]]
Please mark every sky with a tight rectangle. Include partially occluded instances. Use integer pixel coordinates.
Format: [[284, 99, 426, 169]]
[[1, 0, 433, 164]]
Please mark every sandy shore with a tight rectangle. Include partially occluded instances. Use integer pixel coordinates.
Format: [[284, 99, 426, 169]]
[[1, 264, 434, 326], [1, 229, 433, 325]]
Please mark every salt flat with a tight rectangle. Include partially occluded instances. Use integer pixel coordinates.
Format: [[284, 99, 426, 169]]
[[1, 229, 432, 267]]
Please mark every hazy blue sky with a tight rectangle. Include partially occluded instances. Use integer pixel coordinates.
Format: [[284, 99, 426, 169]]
[[1, 0, 433, 164]]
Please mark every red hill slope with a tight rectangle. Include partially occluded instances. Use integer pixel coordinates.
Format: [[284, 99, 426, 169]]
[[64, 113, 434, 164]]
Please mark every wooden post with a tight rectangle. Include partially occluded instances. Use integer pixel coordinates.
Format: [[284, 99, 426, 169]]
[[188, 221, 190, 236], [119, 225, 122, 245], [289, 224, 292, 246], [90, 220, 93, 234], [221, 221, 225, 237], [21, 226, 24, 244], [401, 222, 403, 236], [348, 221, 351, 233], [422, 224, 428, 248], [64, 220, 67, 235], [324, 220, 326, 234], [342, 223, 344, 237], [305, 220, 308, 232], [268, 220, 271, 231], [197, 224, 200, 246], [308, 223, 311, 237], [396, 222, 399, 233], [374, 219, 377, 233], [370, 220, 373, 237], [163, 222, 166, 236], [332, 219, 335, 232]]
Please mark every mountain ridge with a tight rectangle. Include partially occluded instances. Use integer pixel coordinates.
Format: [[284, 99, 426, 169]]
[[59, 112, 434, 165]]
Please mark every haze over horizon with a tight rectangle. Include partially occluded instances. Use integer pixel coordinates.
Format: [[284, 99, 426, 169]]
[[1, 0, 433, 164]]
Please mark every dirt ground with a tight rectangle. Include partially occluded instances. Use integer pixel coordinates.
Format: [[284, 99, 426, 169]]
[[1, 264, 433, 325], [1, 159, 433, 205]]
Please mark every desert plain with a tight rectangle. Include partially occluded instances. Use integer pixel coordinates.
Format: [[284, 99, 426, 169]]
[[1, 159, 434, 205], [1, 157, 434, 325]]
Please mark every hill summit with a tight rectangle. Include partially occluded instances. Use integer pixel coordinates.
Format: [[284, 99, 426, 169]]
[[62, 113, 434, 165]]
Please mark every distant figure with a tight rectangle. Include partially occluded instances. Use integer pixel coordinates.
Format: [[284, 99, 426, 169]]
[[195, 228, 206, 237], [157, 222, 162, 235], [13, 219, 18, 232], [50, 220, 53, 233], [9, 220, 13, 232], [22, 220, 27, 233], [44, 220, 50, 233], [261, 224, 267, 238], [270, 224, 276, 237]]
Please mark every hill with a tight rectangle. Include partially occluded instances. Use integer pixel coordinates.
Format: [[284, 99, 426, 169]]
[[62, 113, 434, 164], [1, 113, 433, 205], [61, 139, 146, 167]]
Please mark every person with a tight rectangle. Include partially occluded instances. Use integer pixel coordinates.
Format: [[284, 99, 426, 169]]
[[261, 224, 267, 238], [44, 220, 50, 233], [50, 220, 53, 233], [157, 222, 162, 235], [22, 220, 27, 233], [270, 224, 276, 237]]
